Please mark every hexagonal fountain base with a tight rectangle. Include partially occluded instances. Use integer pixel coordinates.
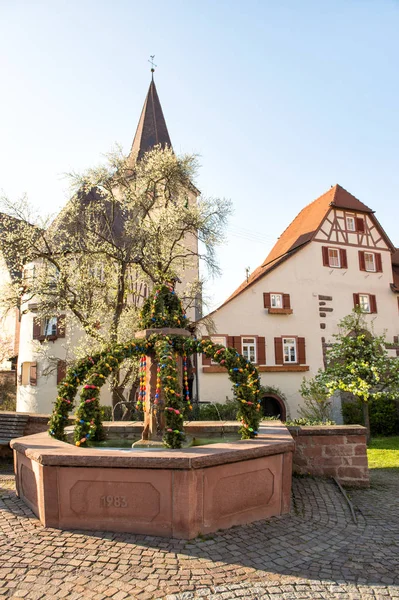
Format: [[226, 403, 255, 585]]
[[11, 422, 294, 539]]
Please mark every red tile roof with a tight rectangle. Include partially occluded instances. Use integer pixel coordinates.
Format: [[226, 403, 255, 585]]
[[219, 184, 387, 309]]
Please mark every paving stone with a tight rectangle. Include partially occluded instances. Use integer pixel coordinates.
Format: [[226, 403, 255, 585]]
[[1, 469, 399, 598]]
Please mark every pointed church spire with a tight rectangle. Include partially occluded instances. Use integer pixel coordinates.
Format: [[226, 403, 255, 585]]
[[128, 74, 172, 166]]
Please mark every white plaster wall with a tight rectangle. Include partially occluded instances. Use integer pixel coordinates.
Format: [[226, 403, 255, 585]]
[[198, 236, 398, 418], [16, 299, 114, 414]]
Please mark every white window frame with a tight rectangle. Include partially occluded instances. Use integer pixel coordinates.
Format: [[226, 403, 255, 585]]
[[359, 294, 371, 313], [242, 337, 256, 363], [364, 252, 376, 272], [328, 247, 341, 268], [270, 293, 283, 308], [210, 336, 226, 364], [43, 317, 57, 337], [283, 337, 297, 363], [346, 216, 356, 231]]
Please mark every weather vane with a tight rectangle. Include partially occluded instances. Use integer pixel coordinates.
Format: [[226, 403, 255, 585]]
[[148, 55, 157, 73]]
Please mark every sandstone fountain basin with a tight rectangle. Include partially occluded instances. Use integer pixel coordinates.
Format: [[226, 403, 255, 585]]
[[11, 421, 294, 539]]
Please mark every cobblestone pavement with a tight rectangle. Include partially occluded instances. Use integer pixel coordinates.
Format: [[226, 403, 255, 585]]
[[0, 465, 398, 599]]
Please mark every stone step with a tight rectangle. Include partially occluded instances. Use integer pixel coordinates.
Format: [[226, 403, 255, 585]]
[[0, 414, 29, 445]]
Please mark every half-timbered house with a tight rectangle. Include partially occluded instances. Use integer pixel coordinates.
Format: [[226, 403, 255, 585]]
[[197, 184, 399, 419]]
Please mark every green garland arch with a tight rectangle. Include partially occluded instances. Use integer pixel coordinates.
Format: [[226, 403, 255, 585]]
[[49, 284, 262, 449]]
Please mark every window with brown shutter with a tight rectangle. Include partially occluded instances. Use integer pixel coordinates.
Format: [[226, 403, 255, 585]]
[[393, 335, 398, 345], [298, 338, 306, 364], [263, 293, 271, 309], [375, 253, 383, 273], [256, 337, 266, 365], [358, 251, 366, 271], [282, 294, 291, 309], [56, 315, 66, 338], [32, 317, 42, 340], [339, 249, 348, 269], [323, 247, 345, 269], [265, 292, 293, 314], [354, 293, 377, 314], [29, 362, 37, 386], [356, 217, 365, 232], [57, 360, 67, 384], [274, 337, 283, 365]]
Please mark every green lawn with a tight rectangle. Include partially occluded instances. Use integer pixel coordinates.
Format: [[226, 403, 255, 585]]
[[367, 436, 399, 469]]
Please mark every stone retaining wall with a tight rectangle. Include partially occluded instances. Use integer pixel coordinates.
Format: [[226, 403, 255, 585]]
[[23, 414, 52, 436], [288, 425, 369, 487]]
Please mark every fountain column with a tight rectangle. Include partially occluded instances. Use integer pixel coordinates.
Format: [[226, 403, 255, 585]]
[[133, 327, 191, 447]]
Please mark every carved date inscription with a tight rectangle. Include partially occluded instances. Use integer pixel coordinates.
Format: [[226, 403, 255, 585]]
[[100, 495, 128, 508], [70, 481, 161, 521]]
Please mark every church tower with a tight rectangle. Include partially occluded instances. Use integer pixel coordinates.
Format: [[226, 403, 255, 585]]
[[15, 71, 200, 414], [127, 75, 172, 166]]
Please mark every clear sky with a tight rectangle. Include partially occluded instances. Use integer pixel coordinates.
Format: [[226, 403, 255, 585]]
[[1, 0, 398, 311]]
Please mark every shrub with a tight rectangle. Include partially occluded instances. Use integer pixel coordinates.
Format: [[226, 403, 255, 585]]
[[0, 377, 16, 411], [100, 406, 113, 421], [286, 418, 336, 426], [298, 378, 332, 423], [342, 396, 399, 436], [190, 400, 238, 421]]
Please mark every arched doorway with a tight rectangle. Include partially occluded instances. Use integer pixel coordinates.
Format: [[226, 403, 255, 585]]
[[260, 394, 286, 421]]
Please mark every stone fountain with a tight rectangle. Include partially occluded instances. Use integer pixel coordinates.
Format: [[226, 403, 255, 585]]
[[11, 284, 294, 538]]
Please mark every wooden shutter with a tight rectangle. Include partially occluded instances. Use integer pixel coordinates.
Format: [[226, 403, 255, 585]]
[[353, 293, 360, 308], [256, 337, 266, 365], [29, 362, 37, 386], [32, 317, 41, 340], [57, 360, 67, 384], [358, 251, 366, 271], [201, 336, 211, 366], [56, 315, 66, 338], [375, 253, 383, 273], [339, 249, 348, 269], [227, 336, 242, 353], [356, 218, 365, 232], [322, 246, 329, 266], [263, 293, 271, 309], [297, 338, 306, 364], [274, 337, 283, 365], [233, 336, 242, 353], [370, 295, 377, 314], [282, 294, 291, 309], [393, 335, 399, 345]]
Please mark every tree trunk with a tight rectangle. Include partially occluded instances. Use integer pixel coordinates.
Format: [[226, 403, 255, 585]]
[[362, 401, 371, 444]]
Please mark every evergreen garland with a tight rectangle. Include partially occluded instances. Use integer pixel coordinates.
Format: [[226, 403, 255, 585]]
[[48, 284, 262, 448], [49, 339, 154, 445], [48, 351, 106, 441], [155, 338, 185, 448], [180, 337, 262, 439], [139, 283, 188, 329]]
